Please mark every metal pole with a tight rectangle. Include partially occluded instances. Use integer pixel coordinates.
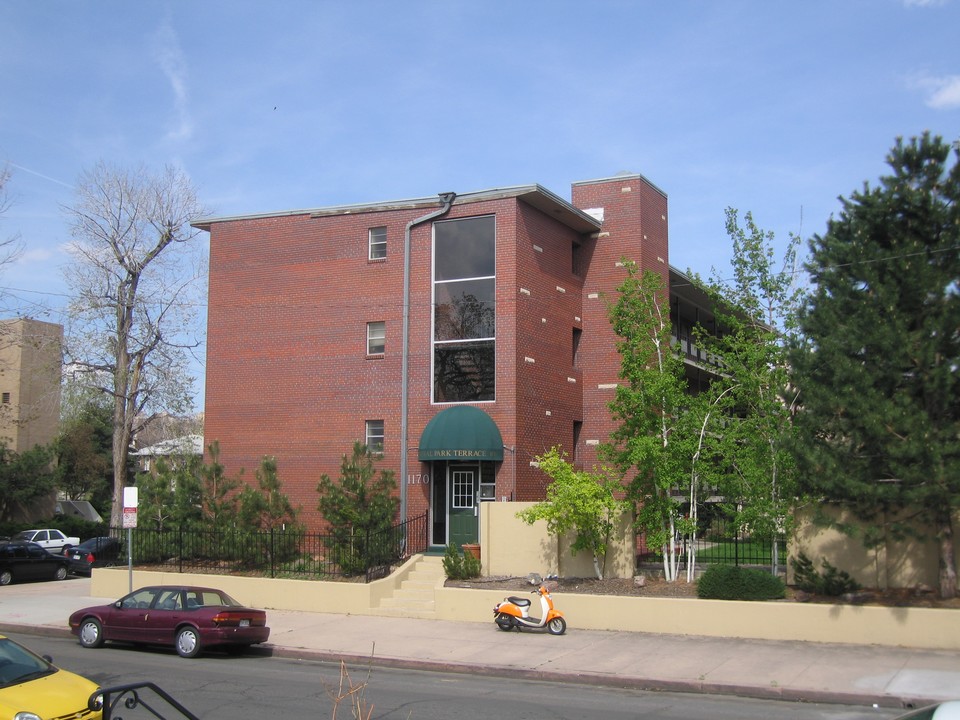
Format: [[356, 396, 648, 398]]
[[399, 192, 456, 525]]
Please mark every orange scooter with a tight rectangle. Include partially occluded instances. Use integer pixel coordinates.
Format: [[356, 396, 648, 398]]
[[493, 585, 566, 635]]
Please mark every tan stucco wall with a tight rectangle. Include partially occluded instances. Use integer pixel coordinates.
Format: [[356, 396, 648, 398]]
[[790, 505, 960, 590], [91, 564, 960, 651], [480, 501, 635, 579]]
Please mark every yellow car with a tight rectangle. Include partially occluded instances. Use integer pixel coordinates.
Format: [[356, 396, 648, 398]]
[[0, 633, 101, 720]]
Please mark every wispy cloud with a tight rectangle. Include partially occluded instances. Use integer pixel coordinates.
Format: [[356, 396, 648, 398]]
[[913, 74, 960, 109], [154, 18, 192, 142], [902, 0, 948, 7]]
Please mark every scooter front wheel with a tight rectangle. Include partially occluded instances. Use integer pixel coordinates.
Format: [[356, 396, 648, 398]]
[[495, 613, 514, 631], [547, 617, 566, 635]]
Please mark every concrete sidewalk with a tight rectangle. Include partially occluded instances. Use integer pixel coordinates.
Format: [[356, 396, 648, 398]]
[[1, 576, 957, 710]]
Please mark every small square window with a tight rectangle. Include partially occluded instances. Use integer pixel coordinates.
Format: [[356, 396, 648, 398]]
[[369, 227, 387, 260], [367, 321, 385, 355], [366, 420, 384, 453]]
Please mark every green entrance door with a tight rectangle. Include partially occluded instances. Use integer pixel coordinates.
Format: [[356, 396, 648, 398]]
[[448, 466, 478, 549]]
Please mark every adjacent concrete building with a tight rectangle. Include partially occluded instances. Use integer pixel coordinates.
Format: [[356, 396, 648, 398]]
[[0, 318, 63, 452]]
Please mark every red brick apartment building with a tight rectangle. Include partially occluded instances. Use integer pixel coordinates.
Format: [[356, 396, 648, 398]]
[[195, 173, 713, 549]]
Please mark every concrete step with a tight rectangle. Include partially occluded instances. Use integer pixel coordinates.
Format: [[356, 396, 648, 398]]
[[375, 555, 446, 619]]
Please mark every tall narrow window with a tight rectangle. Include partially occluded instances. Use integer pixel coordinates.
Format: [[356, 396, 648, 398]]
[[365, 420, 384, 453], [572, 327, 582, 367], [433, 215, 496, 402], [367, 321, 385, 355], [1, 392, 9, 404], [369, 226, 387, 260]]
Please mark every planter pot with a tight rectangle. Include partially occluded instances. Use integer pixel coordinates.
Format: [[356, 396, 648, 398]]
[[462, 544, 480, 560]]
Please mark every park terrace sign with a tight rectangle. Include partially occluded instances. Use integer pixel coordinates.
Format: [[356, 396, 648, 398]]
[[418, 406, 504, 463]]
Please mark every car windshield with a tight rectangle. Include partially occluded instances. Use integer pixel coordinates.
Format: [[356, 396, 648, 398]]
[[0, 638, 56, 688], [11, 531, 32, 541]]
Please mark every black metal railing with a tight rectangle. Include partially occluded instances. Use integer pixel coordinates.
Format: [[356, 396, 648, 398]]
[[638, 517, 786, 569], [117, 513, 428, 582], [94, 682, 200, 720]]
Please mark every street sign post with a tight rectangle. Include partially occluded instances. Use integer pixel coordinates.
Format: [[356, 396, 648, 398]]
[[123, 486, 139, 592]]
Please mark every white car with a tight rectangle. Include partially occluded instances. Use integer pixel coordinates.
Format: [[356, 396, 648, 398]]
[[895, 702, 960, 719], [12, 528, 80, 554]]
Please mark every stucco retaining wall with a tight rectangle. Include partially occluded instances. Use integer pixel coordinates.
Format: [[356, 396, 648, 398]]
[[91, 562, 959, 651]]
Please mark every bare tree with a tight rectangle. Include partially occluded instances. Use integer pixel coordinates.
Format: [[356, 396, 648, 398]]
[[0, 164, 24, 272], [62, 162, 208, 529]]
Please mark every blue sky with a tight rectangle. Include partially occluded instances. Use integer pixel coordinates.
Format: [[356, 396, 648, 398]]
[[2, 0, 958, 410]]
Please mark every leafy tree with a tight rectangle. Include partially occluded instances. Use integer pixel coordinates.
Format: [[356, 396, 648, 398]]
[[0, 444, 60, 521], [517, 447, 629, 580], [602, 263, 704, 581], [61, 162, 208, 530], [238, 456, 300, 530], [57, 400, 113, 510], [317, 442, 399, 576], [790, 133, 960, 598], [693, 208, 803, 575]]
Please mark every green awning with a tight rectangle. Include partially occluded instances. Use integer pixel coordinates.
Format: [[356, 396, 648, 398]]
[[418, 406, 504, 462]]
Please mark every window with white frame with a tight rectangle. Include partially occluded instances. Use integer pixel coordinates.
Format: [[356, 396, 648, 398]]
[[369, 226, 387, 260], [367, 321, 385, 355], [432, 215, 496, 402], [365, 420, 384, 453]]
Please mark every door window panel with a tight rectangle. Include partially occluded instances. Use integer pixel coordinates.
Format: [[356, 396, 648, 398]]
[[452, 471, 475, 509]]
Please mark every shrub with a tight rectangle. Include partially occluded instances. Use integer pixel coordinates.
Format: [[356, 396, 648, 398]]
[[790, 552, 861, 596], [696, 564, 785, 600], [442, 544, 481, 580]]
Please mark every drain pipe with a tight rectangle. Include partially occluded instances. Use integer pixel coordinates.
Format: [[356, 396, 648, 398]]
[[400, 192, 456, 525]]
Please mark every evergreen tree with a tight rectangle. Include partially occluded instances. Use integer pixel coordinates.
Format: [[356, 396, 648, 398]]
[[791, 133, 960, 598], [199, 440, 240, 530], [238, 456, 300, 530], [317, 441, 399, 576], [57, 401, 113, 510]]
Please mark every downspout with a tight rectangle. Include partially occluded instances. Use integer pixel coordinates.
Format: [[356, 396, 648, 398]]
[[400, 192, 456, 525]]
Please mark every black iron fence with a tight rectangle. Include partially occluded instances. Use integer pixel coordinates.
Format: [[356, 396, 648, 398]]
[[638, 516, 787, 569], [114, 513, 428, 582]]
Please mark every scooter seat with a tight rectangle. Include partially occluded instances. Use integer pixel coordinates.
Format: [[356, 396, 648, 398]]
[[507, 596, 531, 607]]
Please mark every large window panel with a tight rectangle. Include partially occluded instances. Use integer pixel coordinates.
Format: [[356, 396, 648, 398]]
[[434, 341, 495, 402], [434, 278, 495, 341], [433, 215, 497, 403], [434, 216, 496, 281]]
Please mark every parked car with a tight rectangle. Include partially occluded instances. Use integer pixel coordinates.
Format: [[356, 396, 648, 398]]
[[69, 585, 271, 658], [0, 632, 102, 719], [12, 528, 80, 554], [894, 703, 960, 719], [66, 536, 122, 576], [0, 540, 72, 585]]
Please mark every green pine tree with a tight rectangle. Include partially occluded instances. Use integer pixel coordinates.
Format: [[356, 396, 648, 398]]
[[317, 441, 399, 576], [791, 133, 960, 598]]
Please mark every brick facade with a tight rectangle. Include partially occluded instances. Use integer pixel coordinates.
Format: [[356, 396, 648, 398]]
[[199, 174, 669, 538]]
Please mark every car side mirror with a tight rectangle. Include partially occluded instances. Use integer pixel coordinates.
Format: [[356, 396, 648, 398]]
[[115, 600, 123, 609]]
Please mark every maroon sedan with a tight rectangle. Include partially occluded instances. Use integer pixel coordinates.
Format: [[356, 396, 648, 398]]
[[68, 585, 270, 658]]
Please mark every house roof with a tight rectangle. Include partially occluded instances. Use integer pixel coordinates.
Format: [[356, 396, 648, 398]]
[[191, 184, 603, 235], [131, 434, 204, 457]]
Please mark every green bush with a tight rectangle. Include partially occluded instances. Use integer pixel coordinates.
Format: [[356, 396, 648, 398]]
[[696, 564, 785, 600], [790, 552, 861, 596], [442, 544, 481, 580]]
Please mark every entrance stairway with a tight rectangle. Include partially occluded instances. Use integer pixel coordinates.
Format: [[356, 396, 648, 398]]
[[376, 555, 446, 619]]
